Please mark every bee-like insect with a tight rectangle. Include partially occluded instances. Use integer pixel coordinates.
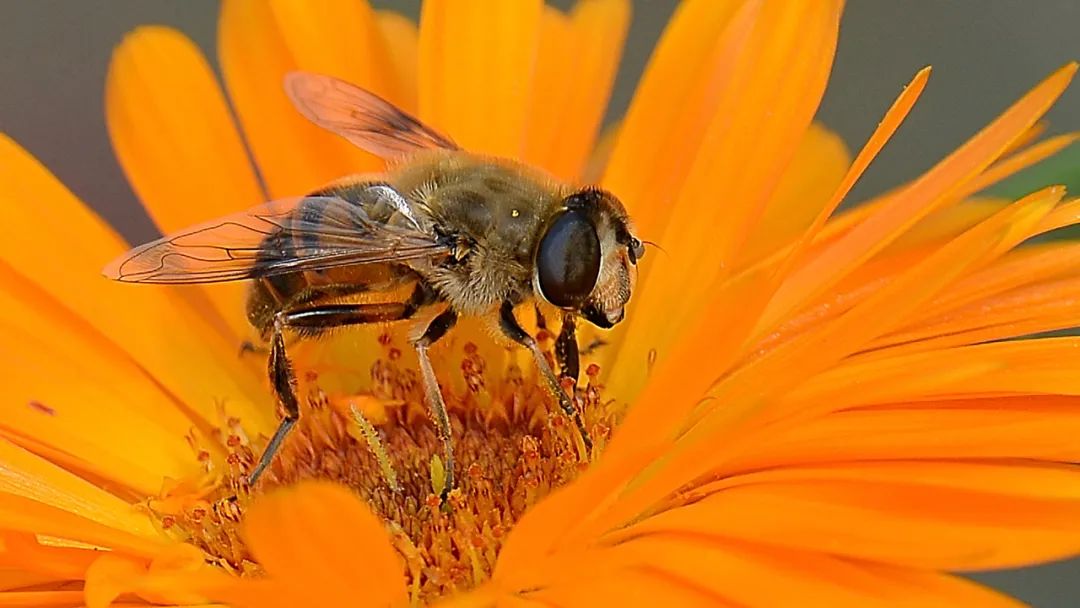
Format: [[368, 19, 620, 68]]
[[104, 72, 644, 495]]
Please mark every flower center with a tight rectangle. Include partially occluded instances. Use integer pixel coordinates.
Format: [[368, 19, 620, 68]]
[[146, 331, 615, 602]]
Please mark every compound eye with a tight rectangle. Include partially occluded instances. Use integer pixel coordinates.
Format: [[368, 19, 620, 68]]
[[536, 210, 601, 308]]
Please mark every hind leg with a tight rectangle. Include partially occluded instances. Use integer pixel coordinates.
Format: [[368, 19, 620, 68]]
[[248, 283, 437, 484]]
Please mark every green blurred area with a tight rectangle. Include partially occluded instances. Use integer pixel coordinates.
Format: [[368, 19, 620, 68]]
[[994, 142, 1080, 241], [994, 142, 1080, 199]]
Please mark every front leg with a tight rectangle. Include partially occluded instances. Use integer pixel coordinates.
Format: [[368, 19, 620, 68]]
[[555, 312, 580, 386], [499, 301, 592, 452]]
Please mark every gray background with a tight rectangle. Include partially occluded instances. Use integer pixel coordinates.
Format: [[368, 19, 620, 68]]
[[1, 1, 1079, 604]]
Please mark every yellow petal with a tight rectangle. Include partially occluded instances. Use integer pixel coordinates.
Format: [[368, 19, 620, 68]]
[[419, 0, 543, 156], [218, 0, 398, 198]]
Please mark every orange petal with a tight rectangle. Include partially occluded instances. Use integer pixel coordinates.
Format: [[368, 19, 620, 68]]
[[927, 241, 1080, 314], [0, 493, 163, 559], [787, 337, 1080, 413], [419, 0, 543, 156], [602, 0, 752, 236], [106, 26, 263, 341], [615, 465, 1080, 570], [0, 590, 86, 606], [526, 0, 630, 181], [777, 67, 931, 280], [0, 532, 99, 581], [734, 122, 850, 265], [521, 7, 573, 173], [84, 549, 210, 608], [869, 275, 1080, 356], [239, 481, 407, 607], [500, 535, 1022, 607], [0, 439, 156, 539], [727, 396, 1080, 471], [0, 136, 271, 436], [217, 0, 397, 197], [0, 263, 202, 494], [726, 186, 1061, 420], [607, 0, 842, 395], [758, 63, 1077, 335], [376, 11, 420, 113], [962, 132, 1080, 197], [107, 27, 263, 242], [591, 188, 1062, 541]]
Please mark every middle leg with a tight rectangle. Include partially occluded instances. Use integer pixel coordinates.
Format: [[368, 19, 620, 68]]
[[499, 301, 592, 452], [248, 283, 436, 484]]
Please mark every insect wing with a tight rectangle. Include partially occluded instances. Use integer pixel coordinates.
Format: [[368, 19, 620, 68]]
[[285, 71, 458, 159], [103, 194, 449, 284]]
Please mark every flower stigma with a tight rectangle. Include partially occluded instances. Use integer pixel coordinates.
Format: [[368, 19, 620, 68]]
[[143, 328, 617, 601]]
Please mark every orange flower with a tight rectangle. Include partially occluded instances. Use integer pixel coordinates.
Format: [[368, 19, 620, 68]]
[[1, 0, 1080, 606]]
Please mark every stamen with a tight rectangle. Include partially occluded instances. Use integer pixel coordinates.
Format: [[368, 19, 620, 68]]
[[150, 333, 618, 602], [349, 403, 400, 492]]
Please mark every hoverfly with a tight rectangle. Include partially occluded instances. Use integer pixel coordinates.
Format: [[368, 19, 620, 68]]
[[104, 72, 644, 496]]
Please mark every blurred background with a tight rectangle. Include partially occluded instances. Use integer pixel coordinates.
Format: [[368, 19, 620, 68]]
[[1, 1, 1078, 604]]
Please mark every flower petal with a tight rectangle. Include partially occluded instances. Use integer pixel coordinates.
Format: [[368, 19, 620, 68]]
[[787, 337, 1080, 412], [614, 463, 1080, 570], [728, 396, 1080, 470], [419, 0, 543, 156], [498, 535, 1022, 607], [602, 0, 753, 236], [758, 63, 1077, 335], [239, 481, 406, 607], [0, 136, 271, 435], [0, 438, 156, 538], [0, 493, 163, 559], [106, 27, 263, 341], [376, 11, 420, 113], [608, 0, 842, 394], [107, 27, 264, 239], [0, 264, 203, 494], [218, 0, 399, 197], [734, 122, 850, 265], [523, 0, 630, 181]]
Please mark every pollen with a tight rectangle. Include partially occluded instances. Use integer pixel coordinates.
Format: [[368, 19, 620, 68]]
[[144, 332, 617, 601]]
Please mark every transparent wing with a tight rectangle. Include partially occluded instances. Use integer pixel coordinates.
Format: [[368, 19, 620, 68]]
[[103, 193, 450, 284], [285, 71, 458, 159]]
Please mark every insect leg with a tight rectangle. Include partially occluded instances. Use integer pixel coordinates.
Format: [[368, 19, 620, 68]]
[[247, 284, 437, 485], [554, 312, 580, 386], [249, 315, 300, 484], [412, 308, 459, 500], [498, 301, 592, 452]]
